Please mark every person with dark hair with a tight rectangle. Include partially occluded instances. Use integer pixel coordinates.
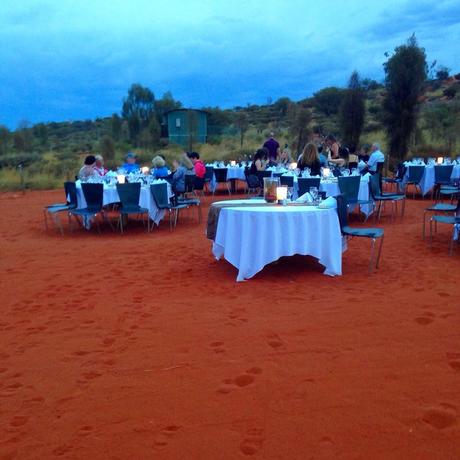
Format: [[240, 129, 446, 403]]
[[249, 149, 268, 175], [187, 151, 206, 178], [297, 143, 321, 176], [78, 155, 97, 181], [358, 145, 370, 162], [325, 134, 345, 167], [263, 132, 280, 162]]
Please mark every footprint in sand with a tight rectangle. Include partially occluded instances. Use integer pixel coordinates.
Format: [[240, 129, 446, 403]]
[[422, 404, 457, 429], [209, 341, 225, 354], [266, 333, 284, 349], [217, 368, 262, 394], [153, 425, 182, 449], [10, 415, 29, 427], [239, 428, 265, 456], [414, 316, 434, 325]]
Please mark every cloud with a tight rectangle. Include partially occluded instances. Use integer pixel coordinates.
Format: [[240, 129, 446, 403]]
[[0, 0, 459, 128]]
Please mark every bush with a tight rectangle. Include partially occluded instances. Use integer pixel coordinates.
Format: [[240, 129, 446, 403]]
[[443, 87, 457, 99], [0, 153, 40, 168]]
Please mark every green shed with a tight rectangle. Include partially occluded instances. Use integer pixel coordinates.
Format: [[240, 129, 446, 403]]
[[165, 109, 208, 147]]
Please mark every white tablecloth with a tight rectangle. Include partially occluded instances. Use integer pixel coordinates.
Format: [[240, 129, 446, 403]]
[[402, 165, 460, 196], [212, 202, 342, 281], [75, 180, 172, 225], [210, 166, 247, 191]]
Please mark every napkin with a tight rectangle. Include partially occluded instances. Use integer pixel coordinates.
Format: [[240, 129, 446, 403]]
[[296, 192, 313, 203], [318, 197, 337, 209]]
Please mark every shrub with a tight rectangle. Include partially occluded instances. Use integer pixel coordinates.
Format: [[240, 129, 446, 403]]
[[443, 87, 457, 99]]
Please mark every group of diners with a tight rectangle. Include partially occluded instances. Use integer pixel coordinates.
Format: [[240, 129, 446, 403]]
[[78, 151, 206, 197], [250, 132, 385, 176]]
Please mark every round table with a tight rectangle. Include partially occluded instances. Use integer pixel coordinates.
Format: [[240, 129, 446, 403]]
[[212, 200, 342, 281]]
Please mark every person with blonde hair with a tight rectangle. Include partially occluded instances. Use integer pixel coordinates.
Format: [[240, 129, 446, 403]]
[[151, 155, 169, 179], [171, 153, 194, 195], [94, 154, 108, 176], [297, 143, 321, 176]]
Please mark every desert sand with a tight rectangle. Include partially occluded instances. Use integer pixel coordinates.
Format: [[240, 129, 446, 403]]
[[0, 189, 459, 459]]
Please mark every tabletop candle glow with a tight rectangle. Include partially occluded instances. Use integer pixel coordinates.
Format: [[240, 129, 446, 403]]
[[141, 166, 149, 174], [230, 160, 236, 167], [322, 167, 331, 178], [436, 157, 443, 164], [276, 186, 288, 202], [289, 162, 297, 170], [117, 174, 126, 184]]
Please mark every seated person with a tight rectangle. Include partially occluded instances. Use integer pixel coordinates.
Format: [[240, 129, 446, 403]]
[[317, 145, 328, 167], [121, 152, 140, 173], [297, 143, 321, 176], [358, 145, 370, 162], [94, 155, 108, 176], [277, 145, 292, 166], [325, 134, 346, 167], [171, 154, 194, 195], [364, 143, 385, 174], [151, 155, 169, 179], [187, 151, 206, 178], [78, 155, 97, 181], [249, 149, 268, 175]]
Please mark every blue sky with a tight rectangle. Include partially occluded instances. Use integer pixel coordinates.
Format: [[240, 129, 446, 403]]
[[1, 0, 459, 128]]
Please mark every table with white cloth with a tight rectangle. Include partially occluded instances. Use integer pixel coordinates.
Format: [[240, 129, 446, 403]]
[[75, 180, 173, 225], [209, 166, 247, 192], [211, 200, 343, 281], [402, 164, 460, 196]]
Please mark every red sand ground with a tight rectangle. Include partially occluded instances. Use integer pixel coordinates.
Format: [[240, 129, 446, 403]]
[[0, 189, 459, 460]]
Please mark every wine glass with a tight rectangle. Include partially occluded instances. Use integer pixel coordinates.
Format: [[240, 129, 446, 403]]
[[309, 186, 318, 203]]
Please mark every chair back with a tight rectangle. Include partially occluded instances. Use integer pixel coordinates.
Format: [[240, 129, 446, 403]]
[[298, 177, 321, 196], [246, 174, 260, 188], [332, 168, 342, 177], [348, 161, 358, 169], [395, 163, 407, 179], [407, 165, 425, 183], [338, 175, 360, 205], [150, 183, 170, 209], [64, 181, 77, 206], [194, 177, 205, 191], [244, 166, 250, 177], [434, 165, 453, 184], [376, 162, 384, 174], [272, 172, 283, 178], [214, 168, 228, 183], [81, 183, 103, 211], [184, 174, 196, 193], [369, 173, 381, 199], [335, 194, 348, 232], [205, 166, 214, 181], [116, 182, 141, 209], [280, 175, 294, 188], [256, 170, 272, 187]]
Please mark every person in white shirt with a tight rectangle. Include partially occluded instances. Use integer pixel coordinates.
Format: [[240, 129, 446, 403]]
[[366, 143, 385, 173]]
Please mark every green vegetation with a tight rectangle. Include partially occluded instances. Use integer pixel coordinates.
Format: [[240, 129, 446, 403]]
[[0, 36, 459, 191]]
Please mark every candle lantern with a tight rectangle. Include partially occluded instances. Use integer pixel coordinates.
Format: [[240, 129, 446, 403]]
[[276, 186, 288, 205], [141, 166, 149, 174], [437, 157, 443, 165], [289, 162, 297, 170], [263, 177, 280, 203], [230, 160, 236, 167], [322, 167, 331, 178], [117, 174, 126, 184]]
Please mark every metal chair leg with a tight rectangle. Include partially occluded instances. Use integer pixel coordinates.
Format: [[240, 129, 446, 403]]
[[429, 218, 433, 247], [43, 209, 49, 231], [422, 210, 427, 239], [376, 236, 384, 268], [449, 227, 455, 255], [369, 238, 376, 273]]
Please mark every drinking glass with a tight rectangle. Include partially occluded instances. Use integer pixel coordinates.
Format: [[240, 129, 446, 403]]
[[309, 186, 318, 202]]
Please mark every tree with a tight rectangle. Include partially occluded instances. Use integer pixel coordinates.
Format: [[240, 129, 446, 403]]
[[13, 120, 33, 152], [312, 87, 345, 116], [436, 65, 450, 80], [110, 114, 122, 141], [33, 123, 48, 147], [122, 83, 156, 145], [155, 91, 182, 121], [288, 105, 311, 155], [382, 35, 427, 160], [273, 97, 292, 118], [0, 125, 9, 155], [234, 112, 249, 153], [100, 136, 115, 160], [340, 71, 365, 151]]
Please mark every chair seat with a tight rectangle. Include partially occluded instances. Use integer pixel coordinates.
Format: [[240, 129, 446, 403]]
[[46, 202, 68, 209], [426, 203, 457, 212], [432, 215, 460, 225], [343, 225, 384, 238], [383, 178, 401, 183], [70, 207, 102, 216], [374, 194, 405, 201], [47, 204, 75, 213], [178, 199, 200, 206], [120, 205, 149, 214]]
